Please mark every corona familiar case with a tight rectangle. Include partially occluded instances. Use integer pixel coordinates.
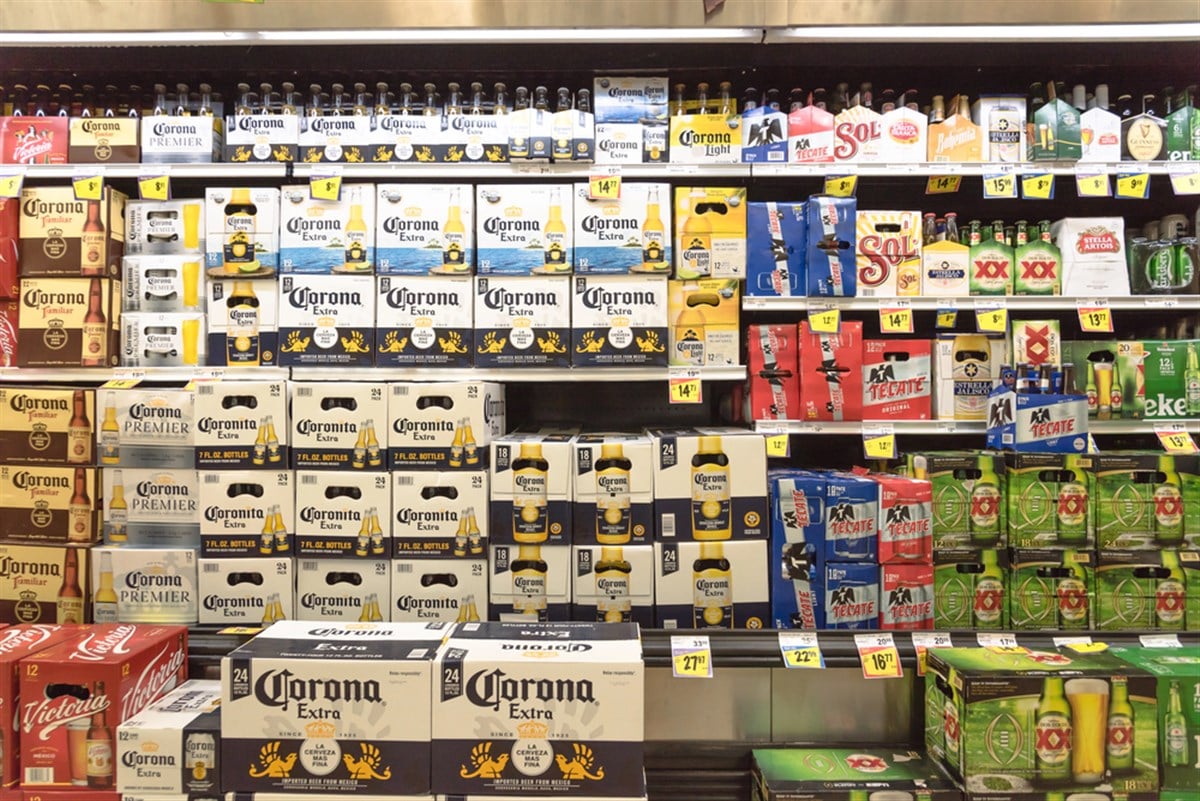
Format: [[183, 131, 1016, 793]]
[[0, 465, 99, 544], [295, 559, 391, 621], [431, 621, 644, 797], [655, 540, 770, 629], [751, 748, 958, 801], [0, 544, 92, 624], [102, 468, 198, 548], [667, 279, 740, 367], [571, 275, 668, 367], [391, 470, 489, 558], [95, 385, 195, 469], [375, 184, 474, 275], [18, 186, 125, 278], [277, 274, 375, 366], [198, 470, 294, 558], [1110, 645, 1200, 792], [193, 380, 288, 470], [572, 544, 655, 626], [375, 275, 474, 367], [279, 184, 375, 274], [475, 185, 573, 275], [116, 679, 221, 798], [290, 382, 387, 471], [122, 255, 206, 313], [203, 188, 280, 273], [0, 386, 94, 465], [119, 312, 207, 368], [391, 559, 487, 623], [20, 623, 188, 787], [67, 117, 139, 163], [473, 276, 571, 367], [124, 200, 206, 257], [17, 277, 120, 368], [91, 547, 197, 624], [295, 471, 391, 559], [199, 557, 293, 624], [673, 187, 747, 279], [221, 621, 447, 795], [572, 433, 654, 547], [490, 431, 574, 546], [573, 182, 672, 274], [387, 381, 505, 470], [488, 543, 571, 622]]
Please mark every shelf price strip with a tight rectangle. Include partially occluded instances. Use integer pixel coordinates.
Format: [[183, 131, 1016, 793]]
[[1021, 173, 1054, 200], [977, 632, 1021, 649], [0, 170, 24, 199], [935, 300, 958, 330], [982, 169, 1017, 200], [1115, 172, 1150, 200], [824, 174, 857, 198], [862, 424, 896, 460], [879, 300, 913, 334], [925, 175, 961, 195], [808, 306, 840, 334], [974, 301, 1007, 334], [911, 632, 953, 676], [1075, 169, 1111, 198], [759, 424, 791, 458], [854, 632, 902, 679], [779, 631, 824, 669], [72, 173, 104, 201], [671, 635, 713, 678], [138, 173, 171, 201], [1139, 633, 1182, 648], [668, 367, 703, 405], [1075, 299, 1113, 333], [589, 168, 621, 200], [1155, 424, 1199, 454]]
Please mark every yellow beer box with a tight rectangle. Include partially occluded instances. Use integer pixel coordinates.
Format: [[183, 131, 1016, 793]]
[[673, 187, 746, 279], [855, 211, 923, 298], [669, 110, 742, 164], [375, 275, 474, 368], [654, 539, 770, 629], [0, 465, 100, 544], [572, 432, 655, 547], [69, 116, 140, 163], [474, 276, 571, 368], [0, 543, 92, 624], [19, 185, 126, 277], [193, 379, 289, 469], [91, 545, 198, 624], [279, 183, 375, 274], [294, 559, 392, 621], [116, 679, 222, 798], [16, 276, 122, 368], [387, 381, 506, 470], [295, 471, 391, 560], [203, 187, 280, 274], [96, 384, 195, 469], [593, 76, 670, 165], [391, 558, 488, 623], [206, 276, 280, 367], [476, 185, 573, 275], [198, 557, 293, 624], [573, 182, 672, 275], [123, 255, 206, 312], [391, 470, 489, 559], [120, 312, 207, 367], [431, 621, 644, 795], [298, 113, 375, 164], [102, 468, 199, 548], [572, 543, 655, 626], [224, 112, 299, 163], [277, 274, 376, 366], [488, 543, 571, 621], [290, 381, 388, 471], [571, 275, 668, 367], [125, 199, 205, 256], [489, 430, 576, 547], [198, 470, 294, 558], [220, 621, 448, 794], [0, 386, 94, 466], [667, 279, 740, 367], [375, 184, 474, 276], [928, 100, 983, 162], [140, 114, 222, 163]]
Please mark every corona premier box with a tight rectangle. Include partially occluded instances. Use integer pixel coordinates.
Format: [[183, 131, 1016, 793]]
[[488, 543, 571, 621], [0, 386, 94, 465], [277, 274, 377, 366], [490, 431, 575, 547], [473, 276, 571, 367], [862, 339, 932, 420], [140, 116, 222, 163], [193, 380, 289, 469], [18, 186, 126, 278], [1009, 548, 1094, 631], [572, 544, 654, 626], [91, 547, 197, 624], [375, 275, 474, 367], [752, 748, 958, 801], [68, 118, 139, 163], [222, 621, 447, 795], [392, 470, 488, 559], [224, 114, 299, 163], [1095, 549, 1197, 631], [198, 470, 294, 558], [102, 468, 199, 548], [431, 621, 644, 796], [666, 279, 740, 367], [387, 381, 505, 470], [855, 211, 922, 298], [124, 200, 206, 257], [655, 540, 770, 629], [0, 544, 91, 624], [573, 433, 654, 548], [375, 184, 475, 276], [295, 559, 391, 621], [119, 312, 207, 368], [16, 277, 121, 368], [116, 680, 221, 798], [279, 184, 376, 274], [571, 275, 668, 367], [95, 385, 194, 469], [475, 185, 573, 275], [198, 558, 293, 625], [673, 187, 747, 280], [592, 76, 670, 165], [122, 256, 205, 313], [295, 471, 391, 559], [203, 188, 281, 274], [20, 624, 188, 787], [933, 548, 1009, 630], [297, 114, 375, 164], [290, 381, 387, 471], [0, 465, 100, 544], [573, 182, 672, 275], [391, 559, 487, 623], [206, 277, 280, 367]]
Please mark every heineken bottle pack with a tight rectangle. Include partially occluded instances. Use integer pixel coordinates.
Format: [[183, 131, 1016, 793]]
[[1111, 646, 1200, 793], [1064, 340, 1200, 421]]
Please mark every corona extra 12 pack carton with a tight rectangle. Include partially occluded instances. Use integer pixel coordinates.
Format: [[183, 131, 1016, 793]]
[[115, 679, 221, 798], [375, 275, 474, 367]]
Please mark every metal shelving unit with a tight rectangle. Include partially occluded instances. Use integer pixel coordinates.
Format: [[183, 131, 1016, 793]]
[[743, 295, 1200, 311], [753, 419, 1199, 435]]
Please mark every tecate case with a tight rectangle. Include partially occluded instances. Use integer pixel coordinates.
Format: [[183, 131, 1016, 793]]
[[799, 321, 864, 422], [572, 544, 655, 626], [873, 473, 933, 564], [375, 275, 474, 367], [122, 255, 206, 313], [745, 202, 806, 297], [101, 468, 198, 548], [0, 386, 94, 466], [124, 200, 205, 257], [198, 558, 293, 625], [277, 274, 376, 366], [295, 559, 391, 621], [862, 338, 932, 421], [0, 544, 92, 624], [814, 562, 880, 630], [489, 432, 574, 547], [387, 381, 505, 470], [198, 470, 294, 558], [879, 563, 934, 630], [473, 276, 571, 368], [431, 621, 644, 796], [572, 433, 654, 547], [654, 540, 769, 630], [475, 185, 574, 276], [375, 184, 475, 276], [390, 558, 487, 623], [572, 182, 672, 275], [570, 275, 668, 367], [805, 196, 856, 297], [221, 621, 447, 795], [290, 382, 387, 471], [821, 472, 879, 564], [278, 183, 376, 275], [116, 679, 221, 797], [193, 380, 288, 469], [95, 385, 195, 469], [488, 543, 571, 622], [391, 470, 488, 559], [0, 465, 100, 545], [90, 547, 198, 624], [203, 187, 280, 274], [294, 471, 391, 559]]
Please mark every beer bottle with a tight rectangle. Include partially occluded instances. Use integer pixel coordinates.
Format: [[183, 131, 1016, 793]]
[[492, 83, 508, 115], [973, 549, 1005, 629], [1034, 676, 1073, 785], [448, 421, 464, 468], [69, 467, 92, 543], [367, 592, 384, 622], [107, 469, 127, 543], [259, 507, 275, 554], [453, 512, 468, 557], [441, 186, 467, 272], [922, 213, 938, 246], [365, 419, 381, 467], [512, 443, 550, 543], [1085, 361, 1098, 413], [1110, 356, 1124, 417], [252, 417, 268, 465], [1106, 676, 1135, 775], [787, 88, 804, 112], [969, 456, 1001, 546], [67, 389, 91, 464], [234, 83, 254, 116], [1185, 343, 1200, 415], [467, 82, 485, 116], [421, 83, 439, 117], [831, 82, 849, 115], [636, 185, 667, 273], [466, 507, 482, 555], [352, 422, 367, 469], [197, 83, 214, 117], [100, 396, 119, 464], [929, 95, 945, 124], [512, 544, 548, 621], [880, 88, 897, 113], [344, 186, 369, 271], [280, 82, 299, 115], [462, 421, 478, 465], [945, 213, 960, 244], [93, 550, 118, 622], [1055, 456, 1088, 546], [1155, 550, 1186, 630], [1055, 550, 1090, 630], [86, 680, 114, 788], [173, 84, 191, 117], [1164, 680, 1188, 766], [272, 504, 289, 552], [306, 84, 324, 117], [80, 198, 106, 277], [373, 82, 391, 116], [692, 541, 733, 628], [670, 83, 687, 117], [765, 88, 781, 112], [595, 546, 633, 622], [223, 188, 259, 273], [595, 443, 633, 545], [152, 83, 169, 116], [56, 547, 84, 623], [444, 82, 463, 117], [691, 436, 731, 540], [81, 278, 107, 367], [369, 508, 384, 555], [355, 511, 370, 557], [1154, 455, 1184, 545], [225, 280, 260, 366], [330, 83, 347, 116], [542, 187, 567, 272], [264, 415, 281, 463], [811, 87, 828, 110], [717, 81, 735, 116], [696, 82, 711, 115], [352, 83, 371, 117]]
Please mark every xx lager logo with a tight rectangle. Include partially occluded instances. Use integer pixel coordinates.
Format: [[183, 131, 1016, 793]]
[[974, 584, 1003, 613], [1035, 722, 1071, 754], [1021, 260, 1056, 280], [844, 754, 888, 772], [1109, 723, 1132, 748], [1058, 491, 1085, 518], [974, 259, 1008, 279]]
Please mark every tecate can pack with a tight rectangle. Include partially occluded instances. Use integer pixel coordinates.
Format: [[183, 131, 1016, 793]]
[[290, 382, 387, 471], [203, 188, 279, 274], [278, 183, 375, 274], [121, 255, 206, 313], [745, 202, 806, 297], [0, 544, 91, 625], [798, 321, 863, 422], [198, 470, 294, 558], [276, 274, 376, 366], [431, 621, 644, 797], [375, 184, 474, 276], [573, 182, 672, 275], [572, 433, 654, 548], [221, 621, 447, 795], [198, 557, 293, 625], [820, 472, 879, 564], [488, 543, 571, 622], [391, 470, 489, 559], [294, 559, 391, 621], [570, 275, 668, 367], [193, 380, 288, 470], [91, 547, 197, 624], [767, 469, 823, 629], [489, 432, 575, 546], [95, 385, 194, 470], [873, 472, 933, 564], [0, 465, 100, 545], [572, 544, 655, 626], [475, 185, 573, 275], [123, 199, 205, 257], [294, 471, 390, 559], [473, 276, 571, 367], [387, 381, 505, 470], [374, 275, 474, 367], [0, 386, 94, 466], [116, 679, 221, 797], [862, 338, 932, 420], [985, 387, 1089, 454], [880, 562, 934, 629], [805, 195, 856, 297], [390, 558, 487, 623], [814, 562, 880, 630], [654, 540, 770, 630], [102, 468, 198, 548]]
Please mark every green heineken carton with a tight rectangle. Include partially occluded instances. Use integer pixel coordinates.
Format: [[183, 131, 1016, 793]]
[[1010, 548, 1094, 631], [1182, 454, 1200, 550], [1141, 340, 1200, 420], [1166, 92, 1199, 161], [1093, 453, 1185, 550], [1029, 95, 1082, 162], [1006, 453, 1094, 548], [926, 647, 1159, 794], [1095, 549, 1199, 631], [910, 451, 1007, 549], [934, 547, 1009, 630], [1111, 646, 1200, 792], [1062, 341, 1144, 420], [751, 748, 959, 801]]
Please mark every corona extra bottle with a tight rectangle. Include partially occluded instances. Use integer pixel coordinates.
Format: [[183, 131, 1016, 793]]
[[93, 550, 118, 622], [369, 507, 384, 555], [542, 187, 567, 272], [272, 505, 289, 552], [465, 593, 480, 621], [368, 592, 383, 621], [264, 414, 281, 463], [252, 417, 267, 465], [222, 188, 258, 274], [365, 419, 381, 467], [453, 513, 468, 557], [270, 592, 286, 622], [463, 420, 478, 465], [259, 510, 275, 555], [512, 443, 550, 543], [67, 389, 91, 464], [262, 592, 280, 624], [100, 396, 120, 464], [455, 596, 470, 622], [595, 546, 633, 622], [466, 507, 482, 555], [678, 188, 713, 279], [693, 541, 733, 628], [442, 187, 466, 273], [352, 422, 367, 469], [512, 544, 548, 621], [638, 185, 668, 273], [225, 280, 260, 366], [595, 443, 632, 544], [343, 185, 369, 272], [691, 436, 731, 540], [107, 470, 127, 543], [449, 422, 464, 468]]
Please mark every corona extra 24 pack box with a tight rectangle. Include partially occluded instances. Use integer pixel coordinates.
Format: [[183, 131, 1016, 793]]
[[431, 621, 644, 797], [221, 621, 448, 795]]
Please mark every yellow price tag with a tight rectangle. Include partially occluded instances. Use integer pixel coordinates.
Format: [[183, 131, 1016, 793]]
[[1156, 428, 1199, 454], [765, 434, 790, 458], [1076, 304, 1113, 333], [668, 369, 703, 405], [309, 173, 342, 201], [1066, 641, 1108, 653], [1116, 172, 1150, 199], [588, 173, 621, 200], [982, 173, 1016, 199], [218, 626, 264, 635], [808, 307, 840, 334], [1169, 169, 1200, 196], [925, 175, 961, 194], [935, 308, 958, 329], [1021, 173, 1054, 200], [855, 633, 903, 679], [1075, 172, 1111, 197], [911, 632, 953, 677], [101, 378, 142, 389], [879, 305, 913, 334], [671, 635, 713, 678], [784, 647, 822, 668], [72, 175, 104, 201], [138, 175, 171, 201], [0, 172, 24, 199], [863, 433, 896, 460], [975, 306, 1008, 333], [824, 174, 857, 198]]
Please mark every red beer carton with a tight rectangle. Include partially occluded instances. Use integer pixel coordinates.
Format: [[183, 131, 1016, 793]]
[[862, 339, 932, 420], [798, 320, 863, 422], [0, 198, 18, 299], [0, 301, 16, 367], [746, 324, 800, 421], [873, 473, 933, 564], [22, 790, 119, 801], [19, 624, 187, 788], [880, 562, 934, 630], [0, 119, 68, 165]]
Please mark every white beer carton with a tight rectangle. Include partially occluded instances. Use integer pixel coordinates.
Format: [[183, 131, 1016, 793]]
[[490, 431, 575, 546], [193, 379, 289, 469], [198, 470, 294, 558], [473, 276, 572, 368], [124, 199, 206, 256], [92, 545, 198, 624], [475, 185, 573, 275], [96, 384, 195, 469], [376, 112, 443, 164], [203, 187, 280, 272], [488, 543, 572, 621], [572, 432, 655, 547], [387, 381, 505, 470], [120, 311, 207, 367], [205, 276, 281, 367], [199, 557, 293, 624], [295, 558, 391, 621], [117, 679, 222, 798], [375, 184, 475, 275], [224, 112, 300, 163], [972, 96, 1027, 163], [278, 183, 376, 274], [573, 182, 672, 275], [103, 468, 200, 547], [295, 471, 391, 559], [141, 115, 222, 164], [220, 621, 447, 794], [570, 275, 669, 367], [572, 543, 655, 626], [290, 381, 387, 471], [277, 274, 376, 366], [122, 255, 206, 312], [878, 106, 929, 163], [1050, 217, 1130, 296], [431, 621, 644, 796], [297, 114, 376, 163], [390, 558, 488, 623], [654, 539, 771, 629], [922, 240, 971, 297], [391, 470, 489, 559], [375, 275, 474, 367], [593, 76, 670, 165]]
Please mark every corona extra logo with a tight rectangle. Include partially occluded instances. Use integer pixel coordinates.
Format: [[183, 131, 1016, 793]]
[[465, 668, 596, 711], [253, 668, 383, 711]]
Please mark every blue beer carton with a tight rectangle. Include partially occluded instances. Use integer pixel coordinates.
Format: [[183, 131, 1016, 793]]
[[806, 195, 856, 297], [746, 201, 806, 297]]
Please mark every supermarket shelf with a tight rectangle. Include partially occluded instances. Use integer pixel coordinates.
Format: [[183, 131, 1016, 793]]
[[289, 365, 747, 382], [12, 163, 288, 180], [743, 295, 1200, 312], [753, 419, 1199, 435], [750, 161, 1191, 178], [291, 162, 752, 179], [0, 367, 289, 382]]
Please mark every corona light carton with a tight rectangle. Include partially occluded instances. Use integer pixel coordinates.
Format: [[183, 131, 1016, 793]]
[[572, 433, 654, 548], [745, 202, 806, 297], [193, 380, 289, 470], [122, 255, 206, 313], [102, 468, 198, 548], [490, 431, 574, 547], [375, 184, 475, 276], [667, 278, 739, 367], [295, 471, 391, 559], [880, 562, 934, 629], [673, 187, 747, 279], [205, 277, 280, 367], [124, 199, 206, 257], [655, 540, 770, 629], [570, 275, 668, 367], [391, 470, 489, 558], [0, 465, 100, 544], [431, 621, 644, 796], [94, 385, 194, 469], [1095, 549, 1197, 631], [18, 186, 125, 278], [855, 211, 922, 298], [1009, 548, 1095, 631], [474, 276, 571, 367], [290, 382, 387, 471], [572, 544, 654, 626], [277, 274, 375, 366], [119, 312, 207, 368], [1050, 218, 1129, 296], [862, 339, 932, 420], [0, 544, 92, 624], [221, 621, 447, 794], [391, 559, 487, 623], [203, 188, 280, 274], [198, 470, 294, 558], [20, 624, 188, 787], [387, 381, 505, 470], [140, 115, 222, 163], [932, 548, 1009, 630], [573, 182, 672, 275], [278, 184, 375, 274], [0, 386, 94, 465], [91, 547, 197, 624], [375, 275, 474, 367], [297, 114, 374, 164], [116, 679, 221, 798], [488, 543, 571, 621], [198, 558, 293, 625], [1005, 453, 1094, 549], [669, 110, 742, 164], [17, 277, 121, 368], [295, 559, 391, 621], [592, 76, 670, 165], [752, 748, 958, 801], [476, 185, 573, 275], [224, 113, 299, 163]]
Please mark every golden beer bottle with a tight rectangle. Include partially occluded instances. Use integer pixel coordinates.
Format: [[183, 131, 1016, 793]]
[[365, 419, 382, 467], [272, 505, 289, 552], [352, 422, 367, 469], [56, 547, 84, 623], [99, 395, 119, 464], [93, 550, 118, 622], [67, 390, 91, 464], [466, 507, 483, 555], [107, 470, 127, 543], [252, 417, 267, 465]]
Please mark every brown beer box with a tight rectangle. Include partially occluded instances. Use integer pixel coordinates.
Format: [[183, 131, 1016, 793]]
[[0, 465, 100, 544], [0, 387, 94, 465], [18, 185, 126, 278], [0, 544, 92, 626], [17, 278, 121, 368], [67, 118, 139, 164]]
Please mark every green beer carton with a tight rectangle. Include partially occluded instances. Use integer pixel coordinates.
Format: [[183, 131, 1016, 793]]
[[1182, 454, 1200, 550], [1010, 548, 1094, 631], [934, 547, 1009, 630], [751, 747, 959, 801], [1166, 90, 1199, 161], [965, 792, 1156, 801], [1141, 339, 1200, 420], [1111, 646, 1200, 792], [910, 451, 1007, 549], [1013, 228, 1063, 296], [1095, 549, 1198, 631], [1094, 452, 1185, 550], [926, 647, 1159, 794], [1030, 94, 1082, 162], [1006, 453, 1094, 548]]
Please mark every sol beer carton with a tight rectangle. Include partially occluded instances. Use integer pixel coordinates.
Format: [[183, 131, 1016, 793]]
[[94, 385, 194, 470], [880, 562, 934, 630], [431, 621, 644, 796], [855, 210, 922, 298], [0, 544, 91, 625], [475, 185, 573, 275], [833, 105, 884, 164], [294, 471, 391, 559], [0, 386, 94, 465], [278, 184, 375, 274], [572, 433, 654, 548], [573, 182, 672, 275], [873, 473, 933, 564], [122, 255, 205, 313], [101, 468, 198, 548], [91, 547, 197, 624], [813, 562, 879, 630], [570, 275, 668, 367], [193, 380, 288, 470], [745, 323, 800, 422], [387, 381, 505, 471], [655, 539, 769, 629], [487, 543, 571, 622], [673, 187, 747, 280], [1095, 549, 1197, 631], [198, 558, 293, 625], [1009, 548, 1094, 631], [124, 199, 205, 257], [116, 679, 221, 798], [375, 275, 474, 367], [667, 278, 739, 367], [752, 748, 958, 801], [206, 276, 280, 367], [391, 470, 489, 558], [17, 277, 121, 368], [592, 76, 669, 165], [277, 274, 375, 366], [290, 382, 387, 471], [473, 275, 571, 367], [489, 431, 575, 547], [18, 186, 125, 278], [294, 559, 391, 621], [203, 188, 280, 274], [1005, 453, 1094, 549], [862, 339, 932, 420], [19, 624, 189, 787], [907, 451, 1006, 550], [805, 196, 856, 297], [221, 621, 447, 795], [390, 559, 487, 623], [375, 184, 474, 275], [572, 544, 654, 626], [932, 547, 1009, 630], [788, 103, 835, 164], [798, 320, 863, 422], [0, 465, 100, 544], [198, 470, 294, 558], [745, 201, 806, 297], [224, 112, 299, 163]]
